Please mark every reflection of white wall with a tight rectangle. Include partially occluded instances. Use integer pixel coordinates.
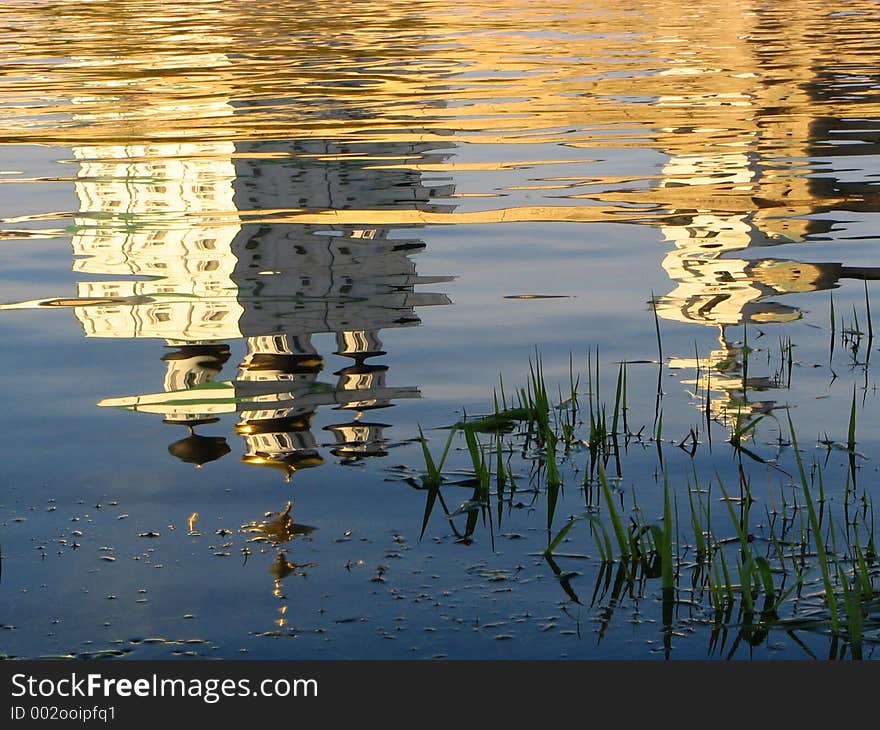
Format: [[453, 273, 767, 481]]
[[71, 80, 245, 341], [654, 146, 766, 326], [658, 213, 761, 327], [660, 152, 755, 189], [72, 298, 243, 341], [69, 141, 453, 341]]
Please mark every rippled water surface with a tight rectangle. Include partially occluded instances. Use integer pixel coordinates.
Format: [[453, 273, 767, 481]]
[[1, 0, 880, 659]]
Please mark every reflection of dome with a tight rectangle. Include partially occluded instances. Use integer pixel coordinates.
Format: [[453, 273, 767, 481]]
[[167, 433, 231, 467], [334, 363, 388, 377], [240, 452, 324, 479], [162, 344, 230, 366], [237, 410, 324, 480]]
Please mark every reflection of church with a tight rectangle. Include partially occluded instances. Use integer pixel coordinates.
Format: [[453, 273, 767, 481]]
[[96, 138, 452, 478], [628, 5, 880, 426], [6, 91, 454, 478], [652, 153, 876, 423]]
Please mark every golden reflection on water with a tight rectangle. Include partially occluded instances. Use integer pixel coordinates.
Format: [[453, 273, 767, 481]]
[[240, 501, 316, 628], [1, 0, 880, 448]]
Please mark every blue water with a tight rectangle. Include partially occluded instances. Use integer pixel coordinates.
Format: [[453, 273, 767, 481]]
[[1, 0, 879, 660]]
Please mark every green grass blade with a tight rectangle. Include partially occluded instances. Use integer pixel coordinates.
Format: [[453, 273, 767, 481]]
[[598, 464, 631, 561], [787, 412, 839, 634], [661, 474, 674, 592], [545, 516, 579, 556]]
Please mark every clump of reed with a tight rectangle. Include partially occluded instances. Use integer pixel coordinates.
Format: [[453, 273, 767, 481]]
[[410, 314, 877, 658]]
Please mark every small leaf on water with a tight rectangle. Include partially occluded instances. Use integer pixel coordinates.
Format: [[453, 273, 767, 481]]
[[448, 500, 484, 517]]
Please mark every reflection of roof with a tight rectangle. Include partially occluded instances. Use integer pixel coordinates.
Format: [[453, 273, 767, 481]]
[[98, 379, 419, 421]]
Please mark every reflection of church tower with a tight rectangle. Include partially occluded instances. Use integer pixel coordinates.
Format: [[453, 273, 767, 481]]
[[639, 1, 880, 425], [233, 334, 326, 480], [210, 135, 453, 477], [323, 330, 393, 461]]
